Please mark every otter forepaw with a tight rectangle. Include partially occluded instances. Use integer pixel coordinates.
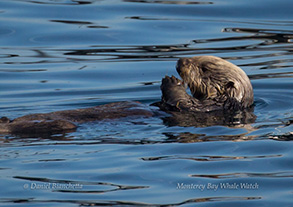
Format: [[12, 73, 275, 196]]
[[160, 75, 194, 111], [161, 76, 184, 93], [162, 75, 182, 87]]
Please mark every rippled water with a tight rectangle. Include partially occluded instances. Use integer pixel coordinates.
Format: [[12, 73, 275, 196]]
[[0, 0, 292, 206]]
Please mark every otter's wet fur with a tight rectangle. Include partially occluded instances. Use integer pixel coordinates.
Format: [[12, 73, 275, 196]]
[[0, 56, 255, 135], [0, 102, 153, 135], [157, 56, 254, 112]]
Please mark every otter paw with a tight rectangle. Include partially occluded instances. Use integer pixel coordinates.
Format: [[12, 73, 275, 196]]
[[161, 75, 182, 88]]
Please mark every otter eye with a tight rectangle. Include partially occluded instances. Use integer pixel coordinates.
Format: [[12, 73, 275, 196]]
[[226, 81, 235, 88], [201, 67, 207, 72]]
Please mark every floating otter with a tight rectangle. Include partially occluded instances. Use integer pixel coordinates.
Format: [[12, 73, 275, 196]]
[[0, 56, 255, 135], [156, 56, 254, 112]]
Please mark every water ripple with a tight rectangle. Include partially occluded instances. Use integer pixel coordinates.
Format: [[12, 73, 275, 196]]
[[1, 1, 293, 206], [142, 154, 282, 162], [0, 196, 262, 206]]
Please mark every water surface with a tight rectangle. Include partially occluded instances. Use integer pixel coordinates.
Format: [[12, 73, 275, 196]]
[[0, 0, 292, 206]]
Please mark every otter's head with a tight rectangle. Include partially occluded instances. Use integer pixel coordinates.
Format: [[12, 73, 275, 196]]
[[176, 56, 254, 108]]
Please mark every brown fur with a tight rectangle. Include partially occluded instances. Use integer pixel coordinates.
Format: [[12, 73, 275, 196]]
[[0, 56, 254, 135], [157, 56, 254, 112], [0, 102, 153, 135]]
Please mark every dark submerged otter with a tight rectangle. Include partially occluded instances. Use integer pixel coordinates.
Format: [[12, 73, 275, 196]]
[[0, 56, 255, 135]]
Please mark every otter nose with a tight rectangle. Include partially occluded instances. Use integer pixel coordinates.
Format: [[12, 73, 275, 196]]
[[176, 58, 190, 74]]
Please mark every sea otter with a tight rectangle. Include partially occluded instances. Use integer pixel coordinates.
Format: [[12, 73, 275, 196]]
[[0, 56, 255, 135], [155, 56, 254, 112]]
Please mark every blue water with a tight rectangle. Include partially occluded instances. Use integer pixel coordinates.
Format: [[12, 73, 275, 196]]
[[0, 0, 292, 206]]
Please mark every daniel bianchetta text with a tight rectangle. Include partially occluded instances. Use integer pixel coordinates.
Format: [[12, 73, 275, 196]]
[[176, 182, 259, 191], [23, 182, 83, 190]]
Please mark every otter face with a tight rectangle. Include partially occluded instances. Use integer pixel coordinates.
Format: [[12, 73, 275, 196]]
[[176, 56, 254, 108]]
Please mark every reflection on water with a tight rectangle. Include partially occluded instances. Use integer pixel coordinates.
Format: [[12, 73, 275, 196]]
[[0, 0, 293, 206], [50, 19, 109, 29], [18, 27, 293, 66]]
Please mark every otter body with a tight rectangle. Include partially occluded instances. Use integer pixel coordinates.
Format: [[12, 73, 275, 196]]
[[157, 56, 254, 112], [0, 56, 254, 135], [0, 102, 153, 135]]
